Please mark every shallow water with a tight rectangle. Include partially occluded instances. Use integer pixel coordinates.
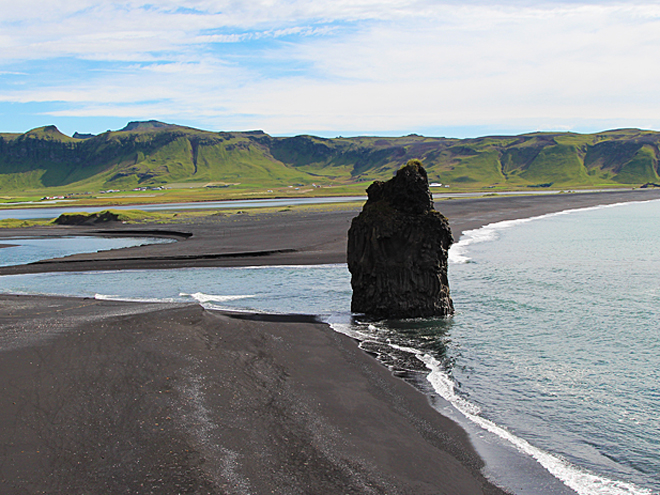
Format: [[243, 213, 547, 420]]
[[1, 200, 659, 495], [0, 235, 174, 267]]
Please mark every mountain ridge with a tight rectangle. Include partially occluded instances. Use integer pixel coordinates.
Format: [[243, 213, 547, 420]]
[[1, 122, 659, 193]]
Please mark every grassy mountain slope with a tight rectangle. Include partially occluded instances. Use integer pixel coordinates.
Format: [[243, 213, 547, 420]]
[[2, 122, 660, 195]]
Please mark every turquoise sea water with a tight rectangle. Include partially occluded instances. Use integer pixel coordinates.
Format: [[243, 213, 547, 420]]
[[445, 200, 660, 494], [1, 200, 659, 494]]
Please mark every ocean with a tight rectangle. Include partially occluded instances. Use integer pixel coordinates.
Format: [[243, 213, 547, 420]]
[[1, 199, 658, 495]]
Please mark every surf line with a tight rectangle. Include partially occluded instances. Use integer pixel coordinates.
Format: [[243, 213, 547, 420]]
[[448, 198, 660, 264]]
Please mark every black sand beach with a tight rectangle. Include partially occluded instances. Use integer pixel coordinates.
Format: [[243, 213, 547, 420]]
[[2, 188, 660, 275], [2, 189, 660, 494], [0, 295, 504, 494]]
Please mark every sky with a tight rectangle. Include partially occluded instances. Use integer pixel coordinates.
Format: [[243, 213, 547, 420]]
[[1, 0, 660, 138]]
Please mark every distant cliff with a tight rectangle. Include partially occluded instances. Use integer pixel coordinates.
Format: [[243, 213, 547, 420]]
[[1, 121, 660, 192]]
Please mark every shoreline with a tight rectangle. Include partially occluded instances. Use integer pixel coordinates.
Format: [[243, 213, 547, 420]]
[[3, 190, 660, 494], [2, 188, 660, 275], [0, 294, 507, 494], [438, 197, 660, 495]]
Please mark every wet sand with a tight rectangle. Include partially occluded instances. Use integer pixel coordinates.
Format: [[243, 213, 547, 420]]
[[2, 189, 660, 494]]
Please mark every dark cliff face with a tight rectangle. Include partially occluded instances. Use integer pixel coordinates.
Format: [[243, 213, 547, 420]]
[[347, 160, 454, 319]]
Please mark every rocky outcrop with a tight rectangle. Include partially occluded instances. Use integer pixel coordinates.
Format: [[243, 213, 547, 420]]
[[53, 210, 121, 225], [73, 132, 95, 139], [347, 160, 454, 319]]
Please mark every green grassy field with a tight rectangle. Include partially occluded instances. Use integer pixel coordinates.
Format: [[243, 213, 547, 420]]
[[0, 122, 658, 206]]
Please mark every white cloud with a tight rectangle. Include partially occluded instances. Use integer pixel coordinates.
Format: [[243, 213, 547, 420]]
[[2, 1, 660, 135]]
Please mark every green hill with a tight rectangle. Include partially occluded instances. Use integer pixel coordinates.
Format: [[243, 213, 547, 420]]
[[1, 122, 659, 195]]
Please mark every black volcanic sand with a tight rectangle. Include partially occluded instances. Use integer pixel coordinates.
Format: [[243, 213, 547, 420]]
[[0, 295, 505, 495], [2, 188, 660, 275], [2, 189, 660, 494]]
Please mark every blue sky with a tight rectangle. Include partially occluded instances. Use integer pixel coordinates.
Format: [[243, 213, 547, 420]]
[[1, 0, 660, 138]]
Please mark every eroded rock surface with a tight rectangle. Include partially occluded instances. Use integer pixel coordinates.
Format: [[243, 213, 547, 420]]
[[347, 160, 454, 318]]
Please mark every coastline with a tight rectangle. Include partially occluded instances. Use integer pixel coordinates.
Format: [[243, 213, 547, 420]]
[[0, 294, 506, 494], [2, 189, 660, 493], [440, 198, 660, 495], [2, 188, 660, 275]]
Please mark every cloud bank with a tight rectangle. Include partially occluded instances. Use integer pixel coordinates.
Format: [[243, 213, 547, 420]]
[[1, 1, 659, 136]]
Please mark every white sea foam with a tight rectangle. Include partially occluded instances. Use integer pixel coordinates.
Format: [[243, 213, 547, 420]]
[[328, 322, 360, 339], [328, 322, 384, 342], [444, 199, 660, 493], [328, 319, 654, 495], [94, 293, 119, 300], [419, 354, 654, 495], [180, 292, 255, 303], [449, 218, 531, 263], [448, 198, 660, 264], [94, 293, 179, 303]]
